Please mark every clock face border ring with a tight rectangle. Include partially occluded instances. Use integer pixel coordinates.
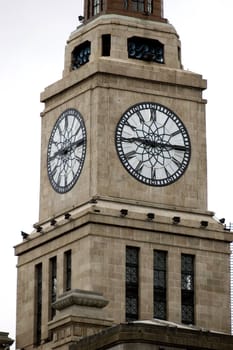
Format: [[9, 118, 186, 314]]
[[115, 102, 191, 187], [47, 108, 87, 194]]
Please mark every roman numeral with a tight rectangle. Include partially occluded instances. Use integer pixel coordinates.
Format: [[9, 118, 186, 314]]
[[136, 111, 144, 124], [151, 168, 156, 179], [125, 150, 136, 160], [150, 109, 157, 121], [171, 129, 181, 137], [125, 120, 136, 131], [64, 115, 69, 129], [164, 167, 171, 178], [135, 161, 144, 173], [171, 157, 182, 168]]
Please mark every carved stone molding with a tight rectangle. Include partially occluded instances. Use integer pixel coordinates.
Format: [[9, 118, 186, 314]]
[[53, 289, 109, 311]]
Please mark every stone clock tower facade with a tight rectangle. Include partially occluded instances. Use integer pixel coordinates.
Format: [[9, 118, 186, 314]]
[[15, 1, 233, 350]]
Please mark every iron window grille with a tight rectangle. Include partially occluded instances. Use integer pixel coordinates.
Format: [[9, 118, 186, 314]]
[[50, 256, 57, 320], [154, 250, 167, 320], [128, 36, 164, 63], [125, 0, 153, 13], [126, 246, 139, 321], [181, 254, 195, 324], [72, 41, 91, 70]]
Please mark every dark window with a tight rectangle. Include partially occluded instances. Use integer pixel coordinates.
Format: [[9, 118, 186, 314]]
[[64, 250, 72, 291], [72, 41, 91, 70], [132, 0, 144, 12], [50, 257, 57, 320], [125, 0, 153, 13], [154, 250, 167, 320], [128, 36, 164, 64], [126, 246, 139, 321], [102, 34, 111, 56], [181, 254, 195, 324], [35, 263, 42, 345]]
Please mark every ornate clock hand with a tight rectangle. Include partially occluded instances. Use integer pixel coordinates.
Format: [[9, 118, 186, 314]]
[[49, 138, 85, 161], [121, 137, 188, 152], [144, 140, 187, 151], [116, 102, 191, 186], [70, 138, 85, 149]]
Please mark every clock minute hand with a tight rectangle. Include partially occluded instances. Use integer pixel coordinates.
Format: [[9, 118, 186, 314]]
[[120, 137, 187, 152], [121, 136, 140, 143], [141, 139, 187, 151]]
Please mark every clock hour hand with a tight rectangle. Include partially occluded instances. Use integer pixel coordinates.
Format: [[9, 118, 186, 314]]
[[49, 138, 85, 161], [121, 137, 187, 151], [120, 136, 144, 143], [69, 138, 85, 150]]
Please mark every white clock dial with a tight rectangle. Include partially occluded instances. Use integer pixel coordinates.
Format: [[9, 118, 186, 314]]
[[47, 108, 86, 193], [115, 102, 191, 186]]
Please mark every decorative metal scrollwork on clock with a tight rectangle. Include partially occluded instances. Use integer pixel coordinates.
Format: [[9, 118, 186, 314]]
[[115, 102, 191, 186], [47, 108, 86, 193]]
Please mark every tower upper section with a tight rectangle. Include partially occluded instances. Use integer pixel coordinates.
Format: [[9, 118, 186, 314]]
[[84, 0, 166, 23]]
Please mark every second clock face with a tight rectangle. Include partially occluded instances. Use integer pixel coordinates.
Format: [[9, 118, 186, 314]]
[[115, 102, 191, 186], [47, 108, 86, 193]]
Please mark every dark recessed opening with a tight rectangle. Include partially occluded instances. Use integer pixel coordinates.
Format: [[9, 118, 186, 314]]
[[102, 34, 111, 57]]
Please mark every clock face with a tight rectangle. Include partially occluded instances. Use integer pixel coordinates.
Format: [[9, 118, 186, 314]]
[[47, 108, 86, 193], [115, 102, 191, 186]]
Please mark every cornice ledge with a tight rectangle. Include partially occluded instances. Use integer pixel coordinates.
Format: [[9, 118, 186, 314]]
[[53, 289, 109, 311]]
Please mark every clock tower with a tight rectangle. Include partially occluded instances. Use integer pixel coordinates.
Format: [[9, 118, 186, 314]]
[[15, 1, 233, 350]]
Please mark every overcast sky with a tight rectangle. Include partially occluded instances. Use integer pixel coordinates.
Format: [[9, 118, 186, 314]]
[[0, 0, 233, 342]]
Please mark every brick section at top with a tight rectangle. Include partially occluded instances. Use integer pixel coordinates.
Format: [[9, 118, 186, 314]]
[[84, 0, 167, 23]]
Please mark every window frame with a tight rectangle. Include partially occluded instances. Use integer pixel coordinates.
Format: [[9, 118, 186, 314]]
[[181, 254, 195, 324], [153, 250, 167, 320], [125, 246, 139, 321]]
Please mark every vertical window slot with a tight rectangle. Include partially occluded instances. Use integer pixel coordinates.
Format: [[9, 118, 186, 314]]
[[102, 34, 111, 57], [126, 246, 139, 321], [181, 254, 195, 324], [154, 250, 167, 320]]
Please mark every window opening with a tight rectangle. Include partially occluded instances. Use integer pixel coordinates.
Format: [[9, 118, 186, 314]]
[[35, 263, 42, 345], [132, 0, 144, 12], [72, 41, 91, 70], [126, 246, 139, 321], [50, 257, 57, 320], [64, 250, 72, 291], [124, 0, 128, 9], [147, 0, 153, 13], [154, 250, 167, 320], [102, 34, 111, 56], [128, 36, 164, 64], [93, 0, 103, 15], [181, 254, 195, 324]]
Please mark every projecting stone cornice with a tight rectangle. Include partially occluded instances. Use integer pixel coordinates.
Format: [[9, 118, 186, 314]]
[[53, 289, 109, 311]]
